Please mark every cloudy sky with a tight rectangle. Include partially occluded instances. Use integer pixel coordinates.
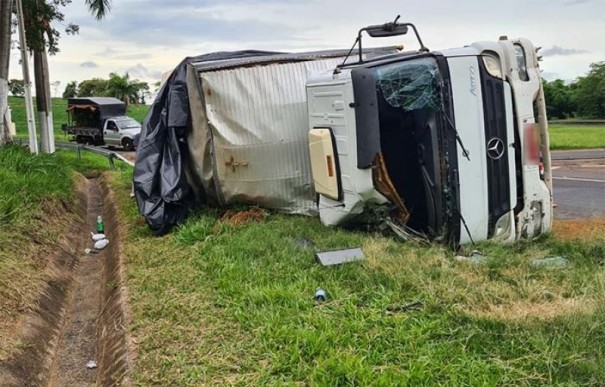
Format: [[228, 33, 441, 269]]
[[8, 0, 605, 96]]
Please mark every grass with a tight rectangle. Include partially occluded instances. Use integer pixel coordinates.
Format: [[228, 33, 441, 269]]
[[107, 172, 605, 385], [549, 124, 605, 150], [0, 144, 116, 360], [8, 96, 150, 141]]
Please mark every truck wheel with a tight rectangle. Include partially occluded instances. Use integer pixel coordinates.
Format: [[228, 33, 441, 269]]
[[76, 135, 85, 144], [122, 138, 134, 151]]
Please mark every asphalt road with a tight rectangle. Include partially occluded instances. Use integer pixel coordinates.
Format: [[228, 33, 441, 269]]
[[552, 150, 605, 219], [551, 148, 605, 160]]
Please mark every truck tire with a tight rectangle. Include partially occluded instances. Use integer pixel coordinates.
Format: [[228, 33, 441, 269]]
[[122, 138, 134, 151], [76, 135, 85, 144]]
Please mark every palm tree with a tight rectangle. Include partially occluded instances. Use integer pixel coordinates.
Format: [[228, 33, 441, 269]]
[[85, 0, 111, 20], [107, 72, 138, 109]]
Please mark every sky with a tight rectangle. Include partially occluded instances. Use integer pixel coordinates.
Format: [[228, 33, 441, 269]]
[[8, 0, 605, 97]]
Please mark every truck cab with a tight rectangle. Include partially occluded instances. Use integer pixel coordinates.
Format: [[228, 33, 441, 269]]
[[102, 116, 141, 150], [307, 21, 552, 245]]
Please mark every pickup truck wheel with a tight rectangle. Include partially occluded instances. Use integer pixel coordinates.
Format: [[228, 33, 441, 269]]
[[122, 138, 134, 151]]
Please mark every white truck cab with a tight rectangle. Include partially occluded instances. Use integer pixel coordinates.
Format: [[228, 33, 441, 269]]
[[307, 20, 552, 245], [103, 116, 141, 151]]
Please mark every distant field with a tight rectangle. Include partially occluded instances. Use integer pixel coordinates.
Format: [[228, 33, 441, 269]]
[[549, 124, 605, 150], [8, 96, 150, 140]]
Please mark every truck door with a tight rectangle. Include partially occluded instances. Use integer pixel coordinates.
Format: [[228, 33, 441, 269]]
[[104, 120, 118, 146]]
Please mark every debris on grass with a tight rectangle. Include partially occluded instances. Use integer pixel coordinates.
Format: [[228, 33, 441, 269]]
[[531, 256, 569, 268], [454, 250, 488, 265], [316, 247, 365, 266], [91, 233, 106, 241], [314, 288, 327, 301], [93, 239, 109, 250], [86, 360, 97, 369]]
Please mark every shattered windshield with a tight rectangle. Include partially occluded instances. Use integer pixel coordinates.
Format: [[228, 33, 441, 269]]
[[374, 57, 441, 112]]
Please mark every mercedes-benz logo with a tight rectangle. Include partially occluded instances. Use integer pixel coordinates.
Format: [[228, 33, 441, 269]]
[[486, 138, 505, 160]]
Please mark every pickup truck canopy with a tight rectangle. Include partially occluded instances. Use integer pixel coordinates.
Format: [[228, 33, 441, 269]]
[[66, 97, 126, 120]]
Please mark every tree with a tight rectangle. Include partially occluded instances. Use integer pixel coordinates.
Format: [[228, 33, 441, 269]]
[[542, 79, 575, 119], [132, 81, 150, 104], [573, 62, 605, 119], [8, 79, 25, 97], [106, 72, 138, 108], [0, 0, 13, 144], [62, 80, 77, 98], [18, 0, 111, 152], [77, 78, 108, 97]]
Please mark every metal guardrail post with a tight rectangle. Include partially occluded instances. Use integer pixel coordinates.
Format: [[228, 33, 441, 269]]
[[108, 152, 116, 170]]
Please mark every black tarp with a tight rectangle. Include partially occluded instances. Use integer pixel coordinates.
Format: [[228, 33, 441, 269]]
[[133, 51, 282, 235]]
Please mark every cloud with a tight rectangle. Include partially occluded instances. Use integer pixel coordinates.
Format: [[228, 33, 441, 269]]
[[114, 53, 153, 60], [540, 45, 590, 57], [80, 61, 99, 68], [125, 64, 163, 81], [565, 0, 593, 5], [70, 2, 312, 50]]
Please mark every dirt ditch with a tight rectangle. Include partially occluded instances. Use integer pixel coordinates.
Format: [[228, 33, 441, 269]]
[[0, 175, 132, 386]]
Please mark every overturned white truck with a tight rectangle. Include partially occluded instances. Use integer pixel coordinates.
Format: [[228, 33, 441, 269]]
[[133, 20, 552, 245]]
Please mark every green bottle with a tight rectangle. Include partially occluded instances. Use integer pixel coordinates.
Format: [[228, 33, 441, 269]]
[[96, 215, 104, 233]]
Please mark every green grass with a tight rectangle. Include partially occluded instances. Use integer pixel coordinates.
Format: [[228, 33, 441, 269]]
[[8, 96, 150, 141], [0, 144, 116, 360], [549, 124, 605, 150], [108, 172, 605, 385]]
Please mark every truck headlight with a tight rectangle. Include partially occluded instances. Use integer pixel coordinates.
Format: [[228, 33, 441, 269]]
[[493, 213, 512, 239], [481, 53, 503, 79], [513, 44, 529, 81]]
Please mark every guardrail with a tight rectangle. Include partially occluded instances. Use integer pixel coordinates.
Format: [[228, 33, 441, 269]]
[[16, 139, 135, 169], [55, 141, 135, 169]]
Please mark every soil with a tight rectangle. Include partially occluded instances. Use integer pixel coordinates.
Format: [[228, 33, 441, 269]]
[[47, 178, 104, 386], [0, 176, 131, 386]]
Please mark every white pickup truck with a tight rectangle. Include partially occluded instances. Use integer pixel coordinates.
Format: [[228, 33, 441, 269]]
[[63, 97, 141, 151]]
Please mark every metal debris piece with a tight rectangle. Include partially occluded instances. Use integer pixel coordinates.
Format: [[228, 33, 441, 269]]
[[316, 248, 364, 266], [454, 250, 487, 264], [86, 360, 97, 369], [531, 256, 569, 268], [384, 219, 428, 244]]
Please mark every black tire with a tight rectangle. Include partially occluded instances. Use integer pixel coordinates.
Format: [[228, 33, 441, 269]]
[[122, 138, 134, 151], [76, 135, 85, 144]]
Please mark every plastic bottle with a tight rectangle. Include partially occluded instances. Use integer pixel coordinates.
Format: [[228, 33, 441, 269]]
[[96, 215, 104, 233]]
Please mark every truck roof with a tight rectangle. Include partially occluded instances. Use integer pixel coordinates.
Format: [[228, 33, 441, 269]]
[[190, 47, 402, 72], [66, 97, 126, 120]]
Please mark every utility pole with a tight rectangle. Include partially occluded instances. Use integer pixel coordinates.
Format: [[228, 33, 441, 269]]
[[16, 0, 38, 154]]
